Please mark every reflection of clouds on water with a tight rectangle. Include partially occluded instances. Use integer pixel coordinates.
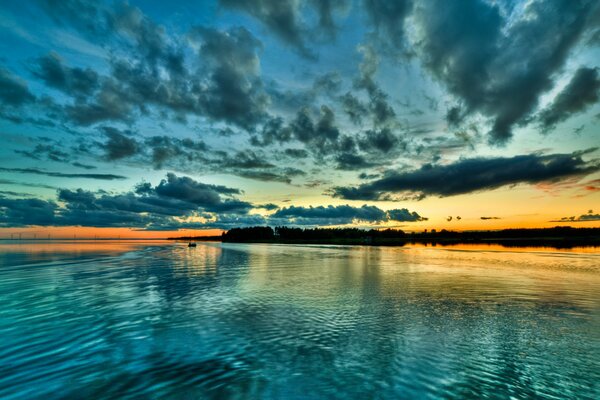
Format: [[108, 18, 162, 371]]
[[0, 243, 598, 399]]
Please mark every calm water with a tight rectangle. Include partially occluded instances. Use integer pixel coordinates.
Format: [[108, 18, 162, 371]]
[[0, 241, 598, 399]]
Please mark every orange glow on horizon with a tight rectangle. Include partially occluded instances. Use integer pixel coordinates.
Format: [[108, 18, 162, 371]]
[[0, 219, 598, 240]]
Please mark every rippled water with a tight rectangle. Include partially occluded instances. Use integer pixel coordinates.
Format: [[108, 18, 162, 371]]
[[0, 241, 598, 399]]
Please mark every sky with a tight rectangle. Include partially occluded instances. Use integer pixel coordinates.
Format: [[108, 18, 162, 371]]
[[0, 0, 599, 238]]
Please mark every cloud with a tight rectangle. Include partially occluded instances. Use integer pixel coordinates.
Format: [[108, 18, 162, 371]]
[[0, 167, 127, 180], [538, 67, 600, 131], [34, 2, 270, 129], [71, 162, 97, 170], [144, 136, 208, 168], [312, 71, 342, 95], [152, 173, 249, 214], [92, 129, 210, 169], [189, 26, 269, 129], [412, 0, 599, 143], [100, 127, 139, 161], [284, 148, 309, 159], [293, 106, 340, 147], [341, 92, 368, 125], [235, 171, 292, 184], [551, 213, 600, 223], [0, 179, 58, 190], [0, 67, 35, 107], [270, 204, 426, 225], [335, 153, 377, 171], [219, 0, 349, 57], [31, 52, 99, 97], [64, 79, 134, 126], [353, 45, 396, 128], [387, 208, 427, 222], [15, 143, 70, 163], [358, 128, 400, 154], [0, 174, 428, 230], [331, 150, 600, 200], [363, 0, 413, 50], [480, 216, 501, 220], [0, 173, 256, 228], [0, 197, 58, 226], [222, 150, 274, 169], [220, 0, 309, 56]]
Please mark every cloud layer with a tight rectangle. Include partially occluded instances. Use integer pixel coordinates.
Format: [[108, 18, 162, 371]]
[[332, 150, 600, 200], [0, 174, 426, 229]]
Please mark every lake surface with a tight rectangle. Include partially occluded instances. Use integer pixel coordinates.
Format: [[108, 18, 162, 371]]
[[0, 241, 598, 399]]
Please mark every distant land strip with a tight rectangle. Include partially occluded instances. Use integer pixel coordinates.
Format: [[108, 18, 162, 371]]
[[169, 226, 600, 249]]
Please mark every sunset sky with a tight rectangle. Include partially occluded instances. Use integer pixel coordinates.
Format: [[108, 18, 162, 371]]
[[1, 0, 599, 238]]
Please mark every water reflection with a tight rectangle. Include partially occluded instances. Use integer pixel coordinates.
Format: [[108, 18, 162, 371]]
[[0, 242, 598, 399]]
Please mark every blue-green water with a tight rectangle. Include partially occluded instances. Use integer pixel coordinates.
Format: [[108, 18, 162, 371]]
[[0, 241, 598, 399]]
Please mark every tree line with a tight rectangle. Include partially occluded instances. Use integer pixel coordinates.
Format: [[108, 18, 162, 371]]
[[219, 226, 600, 246]]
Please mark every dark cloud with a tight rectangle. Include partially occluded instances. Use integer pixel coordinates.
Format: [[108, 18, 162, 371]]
[[283, 148, 309, 159], [341, 92, 368, 125], [250, 117, 290, 146], [31, 53, 99, 97], [222, 150, 275, 169], [538, 67, 600, 131], [100, 127, 139, 161], [145, 136, 208, 168], [358, 172, 379, 180], [65, 79, 134, 126], [335, 153, 376, 171], [270, 204, 426, 225], [190, 26, 269, 129], [312, 72, 342, 95], [251, 107, 343, 154], [236, 171, 292, 184], [354, 45, 396, 128], [289, 106, 340, 152], [551, 213, 600, 222], [154, 172, 242, 204], [147, 173, 253, 214], [257, 203, 278, 211], [220, 0, 309, 55], [0, 197, 58, 227], [35, 2, 270, 129], [71, 162, 96, 170], [358, 128, 399, 153], [0, 68, 35, 107], [363, 0, 413, 50], [234, 167, 305, 184], [332, 150, 600, 200], [39, 0, 182, 70], [219, 0, 349, 57], [308, 0, 349, 39], [0, 173, 257, 228], [387, 208, 427, 222], [93, 129, 210, 169], [480, 216, 501, 220], [15, 144, 70, 163], [0, 173, 428, 230], [0, 167, 127, 180], [0, 179, 58, 190], [413, 0, 599, 143], [38, 0, 109, 37]]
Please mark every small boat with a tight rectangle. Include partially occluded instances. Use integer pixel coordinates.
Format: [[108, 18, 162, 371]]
[[188, 242, 197, 247]]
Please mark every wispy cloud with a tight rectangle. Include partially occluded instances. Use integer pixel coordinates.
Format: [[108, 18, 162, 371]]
[[0, 167, 126, 180]]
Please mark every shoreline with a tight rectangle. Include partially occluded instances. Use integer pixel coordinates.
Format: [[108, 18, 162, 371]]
[[170, 237, 600, 249]]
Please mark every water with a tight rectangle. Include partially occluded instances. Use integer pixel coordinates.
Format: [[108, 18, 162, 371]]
[[0, 241, 598, 399]]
